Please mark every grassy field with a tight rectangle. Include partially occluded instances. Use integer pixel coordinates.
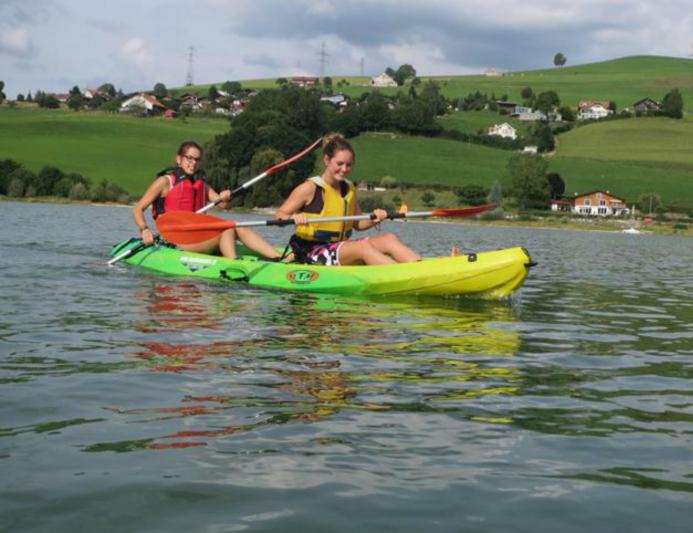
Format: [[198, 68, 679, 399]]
[[0, 108, 229, 195], [210, 56, 693, 113], [437, 110, 533, 137], [2, 56, 691, 210], [350, 133, 511, 187]]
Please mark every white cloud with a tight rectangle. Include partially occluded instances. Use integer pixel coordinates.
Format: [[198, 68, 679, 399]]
[[120, 38, 154, 70], [0, 24, 32, 56]]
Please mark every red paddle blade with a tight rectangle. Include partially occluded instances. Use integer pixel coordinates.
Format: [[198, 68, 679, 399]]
[[157, 211, 236, 244], [430, 204, 496, 217]]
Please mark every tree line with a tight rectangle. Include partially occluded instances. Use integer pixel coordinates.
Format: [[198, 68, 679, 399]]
[[0, 159, 131, 203]]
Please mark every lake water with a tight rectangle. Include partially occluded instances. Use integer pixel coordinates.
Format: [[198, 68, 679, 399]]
[[1, 201, 692, 532]]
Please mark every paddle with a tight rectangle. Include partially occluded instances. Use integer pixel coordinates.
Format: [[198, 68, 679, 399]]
[[196, 137, 322, 214], [157, 204, 496, 245]]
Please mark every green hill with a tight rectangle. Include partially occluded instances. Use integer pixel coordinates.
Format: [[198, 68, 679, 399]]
[[0, 109, 228, 194], [1, 56, 692, 210], [213, 55, 693, 112]]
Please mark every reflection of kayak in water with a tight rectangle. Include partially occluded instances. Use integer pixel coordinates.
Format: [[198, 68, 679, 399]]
[[110, 239, 534, 299]]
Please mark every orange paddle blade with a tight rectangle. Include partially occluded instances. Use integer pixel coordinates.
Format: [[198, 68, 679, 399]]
[[157, 211, 237, 245], [430, 204, 496, 217]]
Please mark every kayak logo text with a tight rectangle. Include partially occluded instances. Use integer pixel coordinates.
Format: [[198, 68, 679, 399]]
[[286, 270, 319, 284]]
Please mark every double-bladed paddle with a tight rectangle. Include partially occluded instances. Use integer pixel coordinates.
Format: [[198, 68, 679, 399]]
[[156, 204, 496, 245]]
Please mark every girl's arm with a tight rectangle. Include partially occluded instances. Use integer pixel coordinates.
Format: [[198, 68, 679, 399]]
[[275, 181, 316, 224], [132, 177, 167, 241]]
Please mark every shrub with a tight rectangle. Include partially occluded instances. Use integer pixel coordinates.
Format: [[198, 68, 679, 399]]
[[68, 182, 89, 201], [7, 177, 24, 197]]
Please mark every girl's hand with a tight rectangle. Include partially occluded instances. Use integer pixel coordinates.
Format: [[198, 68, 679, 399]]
[[141, 227, 155, 245], [292, 213, 308, 225], [219, 190, 232, 202], [372, 208, 388, 222]]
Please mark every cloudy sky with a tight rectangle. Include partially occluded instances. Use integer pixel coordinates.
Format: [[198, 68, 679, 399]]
[[1, 0, 691, 97]]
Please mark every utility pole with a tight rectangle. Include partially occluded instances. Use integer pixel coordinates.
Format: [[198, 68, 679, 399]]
[[186, 45, 196, 86], [360, 57, 365, 77], [318, 42, 330, 77]]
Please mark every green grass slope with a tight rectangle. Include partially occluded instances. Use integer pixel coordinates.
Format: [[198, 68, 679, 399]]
[[226, 55, 693, 113], [0, 109, 228, 195]]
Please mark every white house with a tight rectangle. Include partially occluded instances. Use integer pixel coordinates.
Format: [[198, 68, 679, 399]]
[[488, 123, 517, 139], [577, 100, 612, 120], [120, 93, 166, 114], [570, 191, 629, 216], [370, 73, 397, 87]]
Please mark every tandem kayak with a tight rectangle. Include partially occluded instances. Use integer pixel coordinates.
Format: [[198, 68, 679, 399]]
[[110, 239, 534, 299]]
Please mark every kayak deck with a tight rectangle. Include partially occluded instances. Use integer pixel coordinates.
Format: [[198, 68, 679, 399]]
[[111, 239, 533, 299]]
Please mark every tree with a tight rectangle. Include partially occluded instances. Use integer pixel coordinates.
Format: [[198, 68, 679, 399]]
[[33, 166, 65, 195], [456, 184, 489, 206], [394, 64, 416, 86], [17, 93, 24, 102], [661, 88, 683, 119], [0, 81, 5, 104], [534, 90, 560, 114], [208, 84, 220, 100], [153, 82, 168, 99], [638, 193, 662, 214], [421, 191, 436, 207], [360, 92, 391, 131], [546, 172, 565, 199], [0, 159, 22, 194], [558, 105, 575, 122], [98, 83, 117, 98], [505, 154, 550, 209], [323, 76, 333, 92], [67, 86, 83, 111], [221, 81, 242, 95], [553, 53, 567, 67], [521, 86, 534, 100], [532, 123, 555, 152]]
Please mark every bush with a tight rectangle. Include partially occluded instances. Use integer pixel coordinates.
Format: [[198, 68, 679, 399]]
[[7, 177, 24, 197], [68, 182, 89, 200], [380, 176, 398, 189]]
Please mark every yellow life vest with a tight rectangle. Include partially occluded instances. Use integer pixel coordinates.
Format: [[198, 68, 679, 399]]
[[294, 176, 357, 242]]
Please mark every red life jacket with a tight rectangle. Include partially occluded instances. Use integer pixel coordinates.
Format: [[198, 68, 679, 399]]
[[152, 168, 208, 219]]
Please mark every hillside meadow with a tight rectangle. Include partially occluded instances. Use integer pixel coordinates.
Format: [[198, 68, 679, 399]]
[[189, 56, 693, 113], [1, 56, 692, 210], [0, 108, 228, 194]]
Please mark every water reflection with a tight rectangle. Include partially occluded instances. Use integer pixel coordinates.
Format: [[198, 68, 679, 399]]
[[86, 284, 524, 451]]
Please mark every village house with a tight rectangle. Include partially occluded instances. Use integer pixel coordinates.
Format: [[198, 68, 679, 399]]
[[553, 190, 629, 216], [484, 67, 501, 77], [320, 94, 349, 109], [495, 100, 519, 113], [370, 73, 397, 87], [290, 76, 318, 88], [633, 97, 661, 113], [577, 100, 612, 120], [120, 93, 166, 115], [488, 122, 517, 139]]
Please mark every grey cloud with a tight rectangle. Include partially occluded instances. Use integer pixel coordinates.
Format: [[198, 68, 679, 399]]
[[242, 53, 282, 69], [221, 0, 682, 71]]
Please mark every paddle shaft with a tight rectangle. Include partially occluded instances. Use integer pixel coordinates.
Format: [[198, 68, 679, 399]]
[[197, 138, 322, 214]]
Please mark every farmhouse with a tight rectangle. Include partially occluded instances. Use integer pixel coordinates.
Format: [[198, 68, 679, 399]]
[[120, 93, 166, 114], [633, 98, 661, 113], [488, 123, 517, 139], [370, 73, 397, 87], [290, 76, 318, 87], [577, 100, 612, 120], [565, 190, 629, 216]]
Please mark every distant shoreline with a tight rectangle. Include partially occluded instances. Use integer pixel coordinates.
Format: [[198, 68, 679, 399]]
[[2, 195, 691, 237]]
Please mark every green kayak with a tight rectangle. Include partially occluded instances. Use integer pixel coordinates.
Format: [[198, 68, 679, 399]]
[[110, 238, 533, 299]]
